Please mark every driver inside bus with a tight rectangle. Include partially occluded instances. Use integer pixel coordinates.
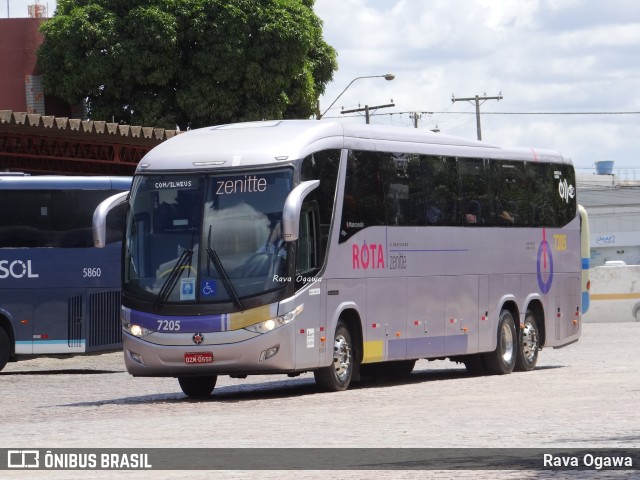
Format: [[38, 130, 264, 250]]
[[257, 219, 286, 256]]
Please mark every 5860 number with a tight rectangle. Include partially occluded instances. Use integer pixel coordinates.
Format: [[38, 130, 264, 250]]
[[82, 267, 102, 278]]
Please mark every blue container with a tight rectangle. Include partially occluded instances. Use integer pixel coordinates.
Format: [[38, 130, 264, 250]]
[[595, 161, 614, 175]]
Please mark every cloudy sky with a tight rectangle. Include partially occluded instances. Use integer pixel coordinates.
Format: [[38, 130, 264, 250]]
[[4, 0, 640, 173]]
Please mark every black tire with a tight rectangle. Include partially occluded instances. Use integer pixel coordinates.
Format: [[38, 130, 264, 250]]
[[0, 327, 10, 372], [514, 310, 539, 372], [314, 320, 353, 392], [178, 376, 217, 398], [483, 309, 517, 375], [462, 354, 486, 376]]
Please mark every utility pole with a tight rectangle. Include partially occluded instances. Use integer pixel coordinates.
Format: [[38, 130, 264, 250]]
[[340, 103, 395, 124], [410, 112, 421, 128], [451, 92, 502, 140]]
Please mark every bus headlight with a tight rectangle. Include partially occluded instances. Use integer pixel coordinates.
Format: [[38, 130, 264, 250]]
[[123, 323, 153, 337], [121, 307, 153, 337], [245, 304, 303, 334]]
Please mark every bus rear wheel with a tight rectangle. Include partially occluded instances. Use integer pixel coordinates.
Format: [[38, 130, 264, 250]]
[[514, 311, 539, 372], [314, 320, 353, 392], [483, 309, 517, 375], [0, 327, 10, 372], [178, 375, 217, 398]]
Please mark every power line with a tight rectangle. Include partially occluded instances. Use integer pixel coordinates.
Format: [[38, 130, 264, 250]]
[[456, 111, 640, 115], [340, 103, 395, 124], [364, 110, 640, 116]]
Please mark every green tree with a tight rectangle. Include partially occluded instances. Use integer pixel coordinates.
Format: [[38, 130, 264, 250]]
[[37, 0, 337, 129]]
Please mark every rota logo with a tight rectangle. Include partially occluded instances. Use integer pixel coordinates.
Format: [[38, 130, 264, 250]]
[[352, 242, 385, 269], [0, 260, 39, 279]]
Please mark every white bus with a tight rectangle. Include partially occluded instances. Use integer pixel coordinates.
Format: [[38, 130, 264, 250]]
[[93, 120, 590, 397]]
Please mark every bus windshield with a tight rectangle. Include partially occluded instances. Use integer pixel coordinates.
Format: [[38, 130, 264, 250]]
[[124, 169, 293, 305]]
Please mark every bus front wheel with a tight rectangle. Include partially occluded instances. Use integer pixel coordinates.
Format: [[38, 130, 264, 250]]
[[514, 310, 539, 372], [483, 309, 517, 375], [314, 320, 353, 392], [178, 375, 217, 398], [0, 327, 10, 372]]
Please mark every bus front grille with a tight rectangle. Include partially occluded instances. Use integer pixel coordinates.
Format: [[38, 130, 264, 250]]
[[87, 290, 122, 349]]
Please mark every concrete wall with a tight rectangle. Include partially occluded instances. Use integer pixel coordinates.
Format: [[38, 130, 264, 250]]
[[583, 265, 640, 322]]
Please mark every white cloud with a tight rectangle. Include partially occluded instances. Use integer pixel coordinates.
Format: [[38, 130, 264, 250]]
[[315, 0, 640, 171]]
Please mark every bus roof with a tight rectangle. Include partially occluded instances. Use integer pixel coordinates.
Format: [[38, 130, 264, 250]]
[[137, 120, 568, 172], [0, 175, 132, 190]]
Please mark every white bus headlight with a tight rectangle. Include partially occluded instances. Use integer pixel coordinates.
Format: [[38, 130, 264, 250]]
[[121, 307, 153, 337], [123, 323, 153, 337], [245, 304, 303, 334]]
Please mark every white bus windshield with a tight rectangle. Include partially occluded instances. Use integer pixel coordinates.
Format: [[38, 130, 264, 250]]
[[124, 169, 293, 305]]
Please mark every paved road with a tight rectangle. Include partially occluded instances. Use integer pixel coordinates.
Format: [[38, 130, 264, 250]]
[[2, 322, 639, 479]]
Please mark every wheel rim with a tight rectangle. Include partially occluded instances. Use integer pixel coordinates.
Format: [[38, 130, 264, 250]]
[[333, 333, 351, 382], [500, 321, 514, 364], [521, 322, 538, 362]]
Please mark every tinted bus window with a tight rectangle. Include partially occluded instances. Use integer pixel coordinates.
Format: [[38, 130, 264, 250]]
[[525, 162, 555, 227], [381, 152, 412, 226], [300, 149, 341, 269], [341, 150, 386, 242], [491, 160, 529, 227], [553, 163, 577, 227], [458, 157, 495, 226], [0, 189, 126, 248], [419, 155, 459, 226], [524, 162, 574, 227]]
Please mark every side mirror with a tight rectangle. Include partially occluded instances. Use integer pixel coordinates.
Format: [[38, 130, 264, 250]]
[[282, 180, 320, 242], [92, 191, 129, 248]]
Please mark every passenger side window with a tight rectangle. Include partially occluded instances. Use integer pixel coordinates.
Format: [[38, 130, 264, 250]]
[[295, 203, 320, 288], [380, 153, 413, 226], [300, 149, 340, 263], [491, 160, 528, 227], [458, 158, 495, 226], [341, 150, 386, 242], [419, 155, 459, 226]]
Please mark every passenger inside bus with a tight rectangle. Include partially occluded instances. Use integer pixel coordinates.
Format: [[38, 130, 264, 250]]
[[466, 200, 481, 224]]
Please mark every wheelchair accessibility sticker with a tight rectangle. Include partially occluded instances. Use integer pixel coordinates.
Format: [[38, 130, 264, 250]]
[[201, 280, 217, 298]]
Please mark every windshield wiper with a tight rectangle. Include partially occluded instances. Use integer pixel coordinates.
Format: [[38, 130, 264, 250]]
[[154, 248, 193, 309], [206, 246, 244, 311]]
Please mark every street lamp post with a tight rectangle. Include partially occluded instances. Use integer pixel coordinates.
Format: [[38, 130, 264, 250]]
[[317, 73, 395, 119]]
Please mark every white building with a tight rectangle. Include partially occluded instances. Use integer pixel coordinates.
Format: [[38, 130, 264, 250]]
[[578, 167, 640, 267]]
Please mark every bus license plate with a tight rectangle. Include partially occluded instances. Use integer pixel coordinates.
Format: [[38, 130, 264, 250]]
[[184, 352, 213, 364]]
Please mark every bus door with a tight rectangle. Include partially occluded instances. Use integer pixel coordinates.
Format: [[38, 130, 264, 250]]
[[292, 204, 325, 369]]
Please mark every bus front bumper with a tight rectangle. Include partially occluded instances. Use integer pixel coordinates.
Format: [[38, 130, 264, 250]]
[[122, 328, 297, 377]]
